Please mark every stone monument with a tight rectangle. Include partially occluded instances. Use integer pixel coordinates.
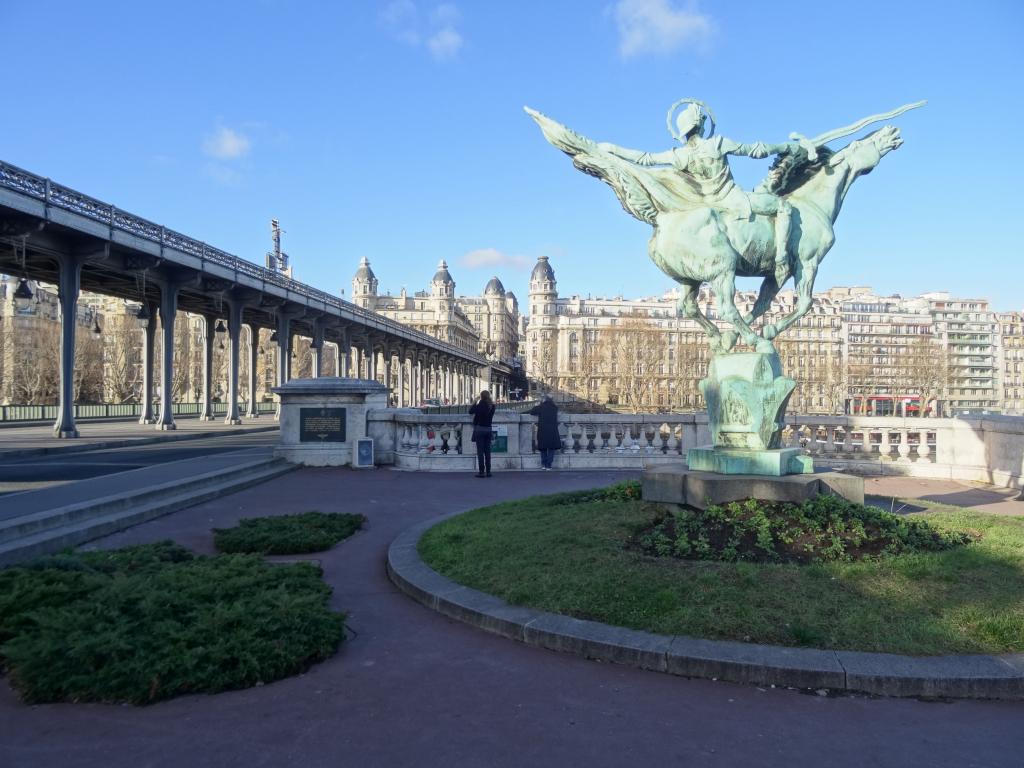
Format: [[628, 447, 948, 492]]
[[526, 98, 923, 481], [273, 377, 387, 467]]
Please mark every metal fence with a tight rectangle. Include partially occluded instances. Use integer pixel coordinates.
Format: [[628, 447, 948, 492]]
[[0, 401, 278, 423]]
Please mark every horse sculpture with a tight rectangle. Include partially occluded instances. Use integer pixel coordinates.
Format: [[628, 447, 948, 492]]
[[525, 103, 920, 354]]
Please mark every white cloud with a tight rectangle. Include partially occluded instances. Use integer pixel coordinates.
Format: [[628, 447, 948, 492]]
[[428, 27, 463, 59], [382, 1, 463, 60], [380, 0, 420, 45], [461, 248, 532, 270], [202, 126, 251, 160], [613, 0, 712, 58]]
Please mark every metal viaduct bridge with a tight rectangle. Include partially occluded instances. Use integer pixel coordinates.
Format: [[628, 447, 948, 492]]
[[0, 160, 510, 437]]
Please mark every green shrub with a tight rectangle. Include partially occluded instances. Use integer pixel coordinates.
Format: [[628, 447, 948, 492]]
[[214, 512, 366, 555], [0, 542, 345, 705], [633, 495, 974, 564]]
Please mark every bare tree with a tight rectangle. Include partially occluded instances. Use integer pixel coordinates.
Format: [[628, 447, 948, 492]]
[[6, 320, 60, 404], [74, 328, 104, 403], [102, 314, 142, 403], [597, 315, 668, 413], [900, 334, 950, 418]]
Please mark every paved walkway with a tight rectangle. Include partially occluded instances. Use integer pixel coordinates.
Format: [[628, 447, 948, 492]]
[[0, 417, 278, 461], [1, 469, 1020, 768], [866, 475, 1023, 516]]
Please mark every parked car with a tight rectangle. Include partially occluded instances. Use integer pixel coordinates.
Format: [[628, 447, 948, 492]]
[[419, 398, 442, 408]]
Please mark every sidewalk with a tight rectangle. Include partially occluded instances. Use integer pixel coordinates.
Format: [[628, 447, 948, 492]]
[[0, 468, 1016, 768], [0, 417, 279, 460], [866, 475, 1023, 516]]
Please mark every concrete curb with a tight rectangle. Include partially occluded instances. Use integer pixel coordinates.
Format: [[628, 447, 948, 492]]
[[386, 512, 1024, 700], [0, 424, 280, 461]]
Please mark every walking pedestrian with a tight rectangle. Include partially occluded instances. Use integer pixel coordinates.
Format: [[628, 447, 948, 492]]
[[528, 394, 561, 470], [469, 390, 496, 478]]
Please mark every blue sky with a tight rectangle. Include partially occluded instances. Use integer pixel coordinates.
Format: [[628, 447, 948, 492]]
[[3, 1, 1022, 310]]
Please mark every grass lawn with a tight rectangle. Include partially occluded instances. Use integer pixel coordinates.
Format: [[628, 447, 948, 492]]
[[418, 490, 1024, 655]]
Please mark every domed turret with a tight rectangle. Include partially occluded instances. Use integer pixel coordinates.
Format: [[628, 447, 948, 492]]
[[431, 259, 455, 299], [351, 256, 378, 308], [530, 255, 555, 283], [484, 276, 506, 296]]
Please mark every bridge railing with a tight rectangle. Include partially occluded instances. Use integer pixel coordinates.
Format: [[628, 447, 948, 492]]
[[366, 410, 1024, 489], [0, 401, 277, 424], [0, 160, 486, 366]]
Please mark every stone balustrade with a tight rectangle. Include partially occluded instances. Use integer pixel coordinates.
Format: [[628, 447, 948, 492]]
[[365, 409, 1023, 489]]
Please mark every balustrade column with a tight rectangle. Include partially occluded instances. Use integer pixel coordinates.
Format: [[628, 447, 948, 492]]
[[199, 316, 215, 421], [224, 300, 243, 425], [53, 253, 83, 438], [245, 324, 260, 418], [139, 301, 157, 424], [156, 283, 180, 430]]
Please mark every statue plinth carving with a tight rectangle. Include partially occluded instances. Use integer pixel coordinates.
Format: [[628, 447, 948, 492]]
[[526, 98, 922, 476], [689, 351, 811, 476]]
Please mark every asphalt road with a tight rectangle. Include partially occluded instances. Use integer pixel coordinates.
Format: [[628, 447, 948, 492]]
[[0, 431, 279, 497]]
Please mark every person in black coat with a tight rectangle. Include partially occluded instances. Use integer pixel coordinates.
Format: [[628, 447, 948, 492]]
[[469, 390, 496, 477], [528, 395, 560, 470]]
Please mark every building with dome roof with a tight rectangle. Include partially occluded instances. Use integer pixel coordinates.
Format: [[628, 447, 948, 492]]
[[349, 258, 525, 396], [521, 256, 1020, 415]]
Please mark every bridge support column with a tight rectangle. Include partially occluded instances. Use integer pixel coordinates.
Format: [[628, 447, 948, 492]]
[[275, 315, 291, 421], [139, 301, 157, 424], [414, 358, 422, 405], [156, 283, 179, 430], [384, 351, 393, 405], [53, 254, 82, 438], [245, 324, 260, 418], [311, 320, 325, 379], [397, 353, 406, 407], [365, 344, 375, 382], [338, 330, 350, 377], [200, 315, 215, 421], [224, 300, 243, 425]]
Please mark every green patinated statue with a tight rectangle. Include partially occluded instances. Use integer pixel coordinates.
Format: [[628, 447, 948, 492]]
[[526, 99, 924, 475]]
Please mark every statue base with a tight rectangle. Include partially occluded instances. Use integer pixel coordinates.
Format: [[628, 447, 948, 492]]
[[700, 351, 794, 452], [687, 446, 813, 476], [642, 466, 863, 510]]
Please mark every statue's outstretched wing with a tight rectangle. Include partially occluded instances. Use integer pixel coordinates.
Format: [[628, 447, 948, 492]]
[[526, 107, 703, 225]]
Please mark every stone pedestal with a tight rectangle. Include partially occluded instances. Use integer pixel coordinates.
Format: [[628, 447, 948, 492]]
[[642, 466, 864, 510], [273, 377, 387, 467], [696, 350, 810, 476], [687, 446, 812, 476]]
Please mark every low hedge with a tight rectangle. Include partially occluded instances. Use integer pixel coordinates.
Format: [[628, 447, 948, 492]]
[[0, 542, 345, 705], [214, 512, 366, 555]]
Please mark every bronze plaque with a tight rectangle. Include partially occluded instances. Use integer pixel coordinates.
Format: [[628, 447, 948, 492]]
[[299, 407, 346, 442]]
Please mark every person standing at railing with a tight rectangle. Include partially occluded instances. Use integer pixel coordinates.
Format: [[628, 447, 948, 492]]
[[528, 394, 560, 470], [469, 391, 496, 478]]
